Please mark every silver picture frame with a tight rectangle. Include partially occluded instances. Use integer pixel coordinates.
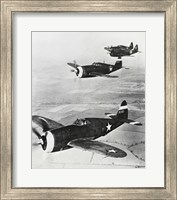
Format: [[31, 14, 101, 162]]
[[0, 1, 176, 199]]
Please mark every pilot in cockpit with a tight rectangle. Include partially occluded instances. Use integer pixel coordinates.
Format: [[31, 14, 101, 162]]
[[74, 118, 87, 126]]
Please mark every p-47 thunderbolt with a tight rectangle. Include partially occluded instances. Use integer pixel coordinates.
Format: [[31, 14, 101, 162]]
[[67, 60, 128, 78], [104, 42, 139, 59], [32, 100, 142, 158]]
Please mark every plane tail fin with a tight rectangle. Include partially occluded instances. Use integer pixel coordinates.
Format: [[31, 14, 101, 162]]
[[105, 100, 142, 126], [117, 100, 128, 120], [105, 100, 128, 120], [132, 45, 138, 53], [114, 60, 122, 67], [117, 100, 142, 126], [129, 42, 133, 49]]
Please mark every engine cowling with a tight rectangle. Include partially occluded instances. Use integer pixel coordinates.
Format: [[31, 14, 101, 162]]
[[41, 131, 55, 153], [76, 66, 84, 78], [40, 129, 70, 153]]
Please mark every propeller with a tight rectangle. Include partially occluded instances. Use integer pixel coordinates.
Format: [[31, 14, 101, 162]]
[[36, 116, 50, 132], [67, 60, 80, 76], [32, 127, 41, 139], [32, 142, 41, 148], [70, 69, 76, 73], [32, 127, 47, 150], [73, 60, 77, 68], [104, 46, 112, 52]]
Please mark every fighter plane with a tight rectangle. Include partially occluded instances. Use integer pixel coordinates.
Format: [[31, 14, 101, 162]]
[[104, 42, 139, 59], [32, 100, 142, 158], [67, 60, 128, 78]]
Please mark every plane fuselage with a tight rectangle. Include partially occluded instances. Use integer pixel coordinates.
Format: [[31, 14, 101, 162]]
[[44, 117, 123, 152], [104, 44, 138, 59], [75, 61, 122, 78], [109, 47, 133, 58]]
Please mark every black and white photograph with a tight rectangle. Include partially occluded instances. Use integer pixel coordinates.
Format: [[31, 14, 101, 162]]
[[32, 32, 145, 169]]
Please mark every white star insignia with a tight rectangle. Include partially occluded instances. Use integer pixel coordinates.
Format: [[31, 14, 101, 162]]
[[108, 149, 116, 153], [106, 123, 112, 131], [109, 66, 113, 72]]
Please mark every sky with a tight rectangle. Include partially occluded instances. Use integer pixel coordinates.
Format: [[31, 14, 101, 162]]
[[32, 31, 145, 108], [32, 31, 145, 71]]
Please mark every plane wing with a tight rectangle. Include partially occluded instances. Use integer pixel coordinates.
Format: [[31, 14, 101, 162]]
[[68, 139, 127, 158], [32, 115, 64, 131], [89, 72, 119, 78]]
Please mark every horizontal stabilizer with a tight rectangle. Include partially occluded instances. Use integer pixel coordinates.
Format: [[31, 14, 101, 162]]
[[121, 119, 142, 126], [105, 113, 117, 119]]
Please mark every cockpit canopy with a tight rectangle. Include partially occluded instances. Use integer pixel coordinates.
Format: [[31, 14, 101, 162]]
[[92, 62, 102, 67], [73, 118, 90, 126]]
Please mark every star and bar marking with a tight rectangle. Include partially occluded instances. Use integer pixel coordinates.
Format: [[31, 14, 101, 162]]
[[108, 149, 116, 153], [106, 123, 112, 132]]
